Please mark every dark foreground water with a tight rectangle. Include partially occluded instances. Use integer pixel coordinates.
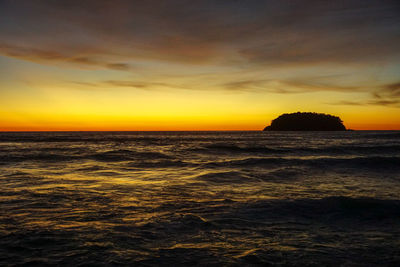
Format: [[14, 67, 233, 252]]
[[0, 131, 399, 266]]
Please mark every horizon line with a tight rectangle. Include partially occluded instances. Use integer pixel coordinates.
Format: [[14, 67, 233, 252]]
[[0, 129, 399, 132]]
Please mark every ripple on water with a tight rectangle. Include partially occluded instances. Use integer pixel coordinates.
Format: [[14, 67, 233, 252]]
[[0, 131, 400, 265]]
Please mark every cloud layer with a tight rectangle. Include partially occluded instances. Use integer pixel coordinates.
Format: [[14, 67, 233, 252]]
[[1, 0, 399, 106]]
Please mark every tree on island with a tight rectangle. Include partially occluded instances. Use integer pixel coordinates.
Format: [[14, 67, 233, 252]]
[[264, 112, 346, 131]]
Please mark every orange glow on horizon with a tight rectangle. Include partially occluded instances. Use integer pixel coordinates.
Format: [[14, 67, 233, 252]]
[[1, 1, 400, 132], [1, 120, 399, 131]]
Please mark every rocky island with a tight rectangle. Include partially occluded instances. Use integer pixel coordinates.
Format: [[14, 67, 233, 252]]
[[264, 112, 346, 131]]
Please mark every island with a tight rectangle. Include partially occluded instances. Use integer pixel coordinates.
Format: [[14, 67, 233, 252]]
[[263, 112, 347, 131]]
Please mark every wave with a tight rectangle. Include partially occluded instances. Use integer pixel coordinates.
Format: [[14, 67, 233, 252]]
[[228, 196, 400, 222], [0, 153, 79, 163], [89, 149, 171, 162], [262, 167, 307, 181], [0, 132, 261, 143], [193, 143, 400, 156], [1, 131, 400, 266], [357, 131, 400, 139], [204, 156, 400, 170], [298, 145, 400, 155], [0, 149, 173, 164], [126, 159, 191, 168], [200, 143, 284, 154], [193, 171, 258, 184]]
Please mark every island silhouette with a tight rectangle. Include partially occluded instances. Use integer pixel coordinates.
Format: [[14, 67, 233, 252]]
[[264, 112, 346, 131]]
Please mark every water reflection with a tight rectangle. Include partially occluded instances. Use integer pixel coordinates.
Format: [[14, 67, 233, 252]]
[[0, 131, 399, 265]]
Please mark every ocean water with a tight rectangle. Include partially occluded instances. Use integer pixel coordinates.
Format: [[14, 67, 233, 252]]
[[0, 131, 399, 266]]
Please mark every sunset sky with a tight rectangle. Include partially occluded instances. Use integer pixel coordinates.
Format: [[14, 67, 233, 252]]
[[1, 0, 399, 130]]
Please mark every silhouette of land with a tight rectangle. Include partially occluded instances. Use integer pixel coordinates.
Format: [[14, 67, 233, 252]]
[[264, 112, 346, 131]]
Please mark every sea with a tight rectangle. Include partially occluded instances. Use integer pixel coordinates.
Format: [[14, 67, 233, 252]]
[[0, 131, 399, 266]]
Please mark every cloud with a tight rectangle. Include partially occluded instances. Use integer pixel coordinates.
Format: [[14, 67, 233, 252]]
[[105, 63, 131, 71], [0, 0, 399, 68], [333, 99, 400, 107], [331, 101, 364, 106], [330, 81, 400, 107], [222, 78, 362, 93], [371, 82, 400, 107], [382, 82, 400, 97], [369, 99, 400, 106], [0, 43, 131, 70], [239, 33, 400, 66], [104, 80, 180, 89], [70, 79, 184, 91], [0, 0, 399, 106]]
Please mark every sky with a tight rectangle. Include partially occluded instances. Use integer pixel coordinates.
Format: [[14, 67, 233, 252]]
[[0, 0, 400, 130]]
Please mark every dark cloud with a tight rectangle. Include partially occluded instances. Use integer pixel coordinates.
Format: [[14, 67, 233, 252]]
[[105, 63, 131, 71], [382, 82, 400, 97], [371, 82, 400, 106], [0, 0, 399, 67], [239, 33, 400, 65], [0, 43, 131, 70]]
